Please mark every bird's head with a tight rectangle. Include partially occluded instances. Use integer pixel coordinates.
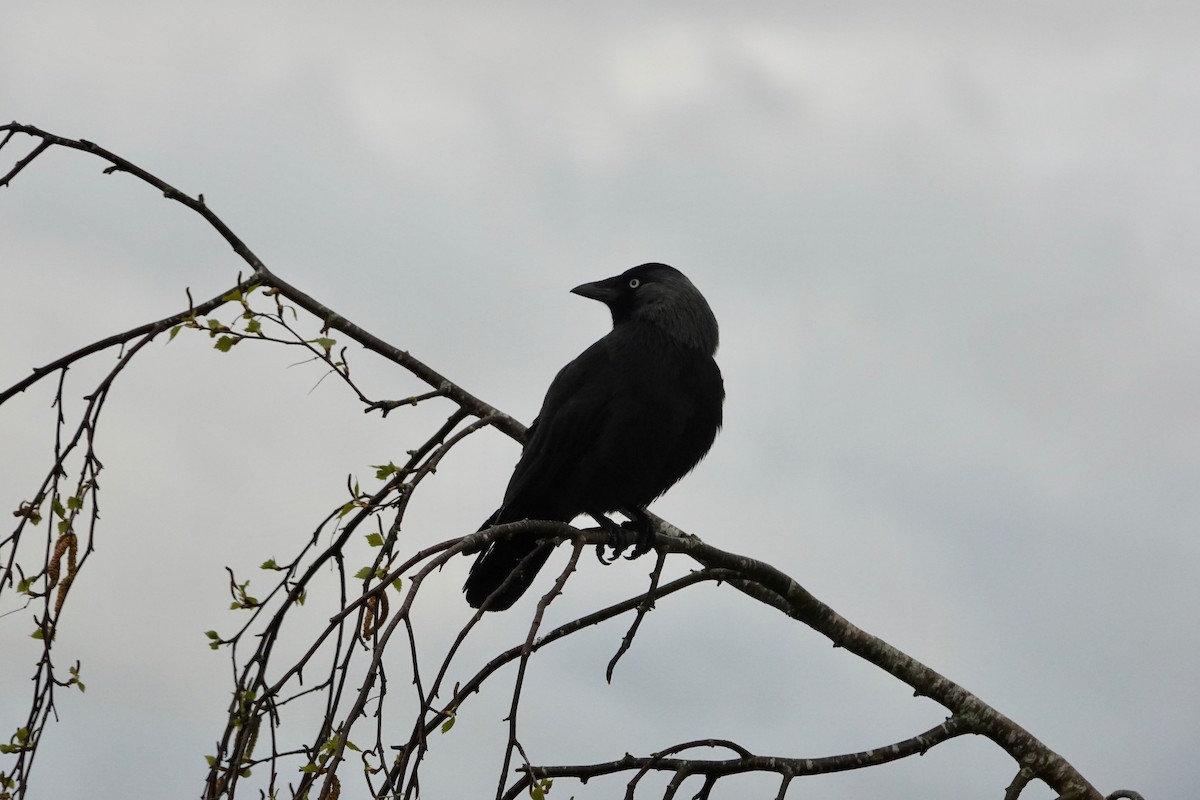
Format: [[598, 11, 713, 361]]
[[571, 263, 719, 355]]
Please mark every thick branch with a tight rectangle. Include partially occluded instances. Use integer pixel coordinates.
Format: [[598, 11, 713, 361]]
[[652, 530, 1103, 800], [0, 122, 525, 441]]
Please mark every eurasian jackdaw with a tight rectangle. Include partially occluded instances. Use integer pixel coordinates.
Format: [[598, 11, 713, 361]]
[[463, 263, 724, 610]]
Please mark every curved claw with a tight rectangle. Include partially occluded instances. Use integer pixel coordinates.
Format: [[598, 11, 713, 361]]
[[595, 542, 617, 565]]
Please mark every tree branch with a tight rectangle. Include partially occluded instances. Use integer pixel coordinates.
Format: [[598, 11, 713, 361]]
[[503, 716, 971, 800], [652, 530, 1103, 799]]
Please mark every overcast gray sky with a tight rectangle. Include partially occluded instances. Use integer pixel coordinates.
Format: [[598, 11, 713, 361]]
[[2, 2, 1197, 798]]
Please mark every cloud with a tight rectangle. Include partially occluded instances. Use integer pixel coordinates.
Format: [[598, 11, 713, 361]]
[[2, 3, 1196, 798]]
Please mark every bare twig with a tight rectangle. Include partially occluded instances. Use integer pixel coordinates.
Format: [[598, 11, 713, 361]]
[[502, 717, 971, 800], [606, 547, 667, 682]]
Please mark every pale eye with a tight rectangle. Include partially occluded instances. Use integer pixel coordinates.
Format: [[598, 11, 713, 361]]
[[628, 278, 640, 289]]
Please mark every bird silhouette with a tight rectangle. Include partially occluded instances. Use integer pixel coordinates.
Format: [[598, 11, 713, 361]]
[[463, 263, 724, 610]]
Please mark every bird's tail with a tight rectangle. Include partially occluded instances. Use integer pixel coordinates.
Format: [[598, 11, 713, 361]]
[[463, 513, 555, 610]]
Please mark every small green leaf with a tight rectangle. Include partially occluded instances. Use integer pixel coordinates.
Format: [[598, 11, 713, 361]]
[[310, 337, 336, 352], [353, 567, 372, 581], [365, 533, 384, 548], [530, 778, 553, 800], [204, 630, 221, 640], [214, 335, 237, 352], [391, 578, 404, 593], [205, 755, 217, 767], [51, 497, 66, 519], [168, 324, 183, 342], [299, 763, 319, 774], [260, 558, 278, 570], [344, 740, 361, 753], [297, 589, 307, 606], [244, 318, 262, 334], [221, 288, 244, 302], [15, 728, 28, 743], [57, 519, 71, 534], [66, 495, 83, 511], [239, 768, 252, 778], [17, 578, 32, 594], [209, 641, 221, 650], [373, 462, 398, 480], [338, 501, 356, 519], [30, 629, 44, 640]]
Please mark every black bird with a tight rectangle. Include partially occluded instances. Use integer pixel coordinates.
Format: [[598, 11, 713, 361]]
[[463, 263, 724, 610]]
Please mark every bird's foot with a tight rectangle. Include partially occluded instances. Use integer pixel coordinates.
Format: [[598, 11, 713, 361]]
[[622, 513, 656, 560], [592, 510, 656, 564], [591, 513, 631, 564]]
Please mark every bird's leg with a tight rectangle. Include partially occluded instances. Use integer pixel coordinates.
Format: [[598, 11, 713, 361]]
[[620, 508, 656, 559], [589, 511, 635, 564]]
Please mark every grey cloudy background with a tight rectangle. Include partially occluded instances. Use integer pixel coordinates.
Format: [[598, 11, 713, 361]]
[[2, 2, 1197, 798]]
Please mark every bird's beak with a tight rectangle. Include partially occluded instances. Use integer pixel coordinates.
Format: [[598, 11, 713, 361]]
[[570, 276, 621, 304]]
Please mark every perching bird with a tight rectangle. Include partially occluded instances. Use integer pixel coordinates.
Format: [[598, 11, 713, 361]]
[[463, 263, 724, 610]]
